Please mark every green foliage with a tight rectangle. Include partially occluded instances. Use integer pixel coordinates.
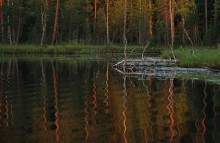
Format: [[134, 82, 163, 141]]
[[162, 48, 220, 68], [0, 0, 220, 46]]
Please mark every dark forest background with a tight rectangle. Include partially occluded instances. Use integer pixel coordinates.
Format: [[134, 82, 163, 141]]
[[0, 0, 220, 46]]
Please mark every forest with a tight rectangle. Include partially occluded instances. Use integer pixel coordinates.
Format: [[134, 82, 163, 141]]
[[0, 0, 220, 47]]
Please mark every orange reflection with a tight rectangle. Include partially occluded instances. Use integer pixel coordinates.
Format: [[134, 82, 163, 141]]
[[85, 102, 89, 143], [168, 78, 175, 143], [52, 62, 60, 142], [202, 82, 207, 143], [92, 75, 97, 122], [104, 64, 109, 113], [122, 77, 127, 143]]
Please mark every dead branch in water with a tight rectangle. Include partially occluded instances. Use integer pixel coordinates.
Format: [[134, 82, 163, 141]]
[[142, 42, 150, 60]]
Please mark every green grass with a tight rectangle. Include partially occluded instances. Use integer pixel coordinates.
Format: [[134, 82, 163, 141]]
[[1, 44, 220, 68], [0, 44, 162, 55], [162, 48, 220, 68]]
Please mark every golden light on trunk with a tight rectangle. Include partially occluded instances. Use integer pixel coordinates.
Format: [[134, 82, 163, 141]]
[[170, 0, 175, 47], [52, 0, 59, 44], [148, 0, 153, 38], [106, 0, 110, 44], [94, 0, 97, 20]]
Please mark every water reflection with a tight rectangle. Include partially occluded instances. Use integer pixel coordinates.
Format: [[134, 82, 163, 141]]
[[122, 77, 127, 143], [0, 56, 220, 143]]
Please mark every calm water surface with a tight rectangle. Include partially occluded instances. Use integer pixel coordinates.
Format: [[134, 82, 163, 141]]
[[0, 55, 220, 143]]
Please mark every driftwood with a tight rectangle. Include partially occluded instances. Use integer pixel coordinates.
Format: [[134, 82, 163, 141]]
[[113, 58, 177, 68]]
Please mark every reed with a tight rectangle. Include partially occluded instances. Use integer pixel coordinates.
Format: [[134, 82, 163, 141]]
[[162, 48, 220, 68], [0, 44, 161, 54]]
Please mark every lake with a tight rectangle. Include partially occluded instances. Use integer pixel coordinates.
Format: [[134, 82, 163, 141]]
[[0, 54, 220, 143]]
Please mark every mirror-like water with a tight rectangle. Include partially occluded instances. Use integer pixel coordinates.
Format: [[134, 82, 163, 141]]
[[0, 55, 220, 143]]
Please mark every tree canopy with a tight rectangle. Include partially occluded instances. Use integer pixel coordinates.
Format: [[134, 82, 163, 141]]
[[0, 0, 219, 46]]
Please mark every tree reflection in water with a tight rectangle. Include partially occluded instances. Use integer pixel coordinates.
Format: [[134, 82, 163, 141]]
[[0, 57, 220, 143]]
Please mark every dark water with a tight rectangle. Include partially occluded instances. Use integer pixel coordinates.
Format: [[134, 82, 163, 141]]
[[0, 55, 220, 143]]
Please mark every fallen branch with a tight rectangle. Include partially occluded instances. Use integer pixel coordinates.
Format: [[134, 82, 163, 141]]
[[142, 42, 150, 60]]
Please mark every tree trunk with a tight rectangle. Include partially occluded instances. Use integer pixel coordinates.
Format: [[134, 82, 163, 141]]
[[106, 0, 110, 45], [52, 0, 59, 45], [93, 0, 97, 44], [148, 0, 153, 38], [16, 13, 21, 44], [0, 0, 3, 43], [41, 0, 48, 46], [205, 0, 208, 34], [182, 17, 185, 44], [214, 0, 217, 33], [123, 0, 127, 58], [170, 0, 175, 47], [138, 0, 142, 45], [7, 0, 12, 45], [94, 0, 97, 20], [165, 13, 169, 46]]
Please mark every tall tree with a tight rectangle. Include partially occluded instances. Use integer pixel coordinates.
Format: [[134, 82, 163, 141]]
[[7, 0, 12, 44], [148, 0, 153, 38], [94, 0, 97, 44], [0, 0, 3, 42], [176, 0, 194, 44], [52, 0, 59, 45], [106, 0, 110, 45], [170, 0, 175, 47], [123, 0, 127, 57], [41, 0, 48, 46], [205, 0, 208, 34]]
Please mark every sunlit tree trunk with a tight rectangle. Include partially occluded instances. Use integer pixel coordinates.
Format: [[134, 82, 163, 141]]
[[205, 0, 207, 34], [148, 0, 153, 38], [170, 0, 175, 47], [106, 0, 110, 45], [85, 0, 90, 44], [41, 0, 48, 46], [94, 0, 97, 21], [94, 0, 97, 44], [138, 0, 142, 45], [166, 13, 169, 45], [52, 0, 59, 45], [123, 0, 127, 58]]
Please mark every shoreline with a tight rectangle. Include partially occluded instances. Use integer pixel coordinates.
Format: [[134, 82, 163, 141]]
[[1, 44, 220, 70]]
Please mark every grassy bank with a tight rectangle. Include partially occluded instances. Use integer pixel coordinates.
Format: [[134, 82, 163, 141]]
[[2, 44, 219, 69], [162, 48, 220, 68], [0, 44, 162, 55]]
